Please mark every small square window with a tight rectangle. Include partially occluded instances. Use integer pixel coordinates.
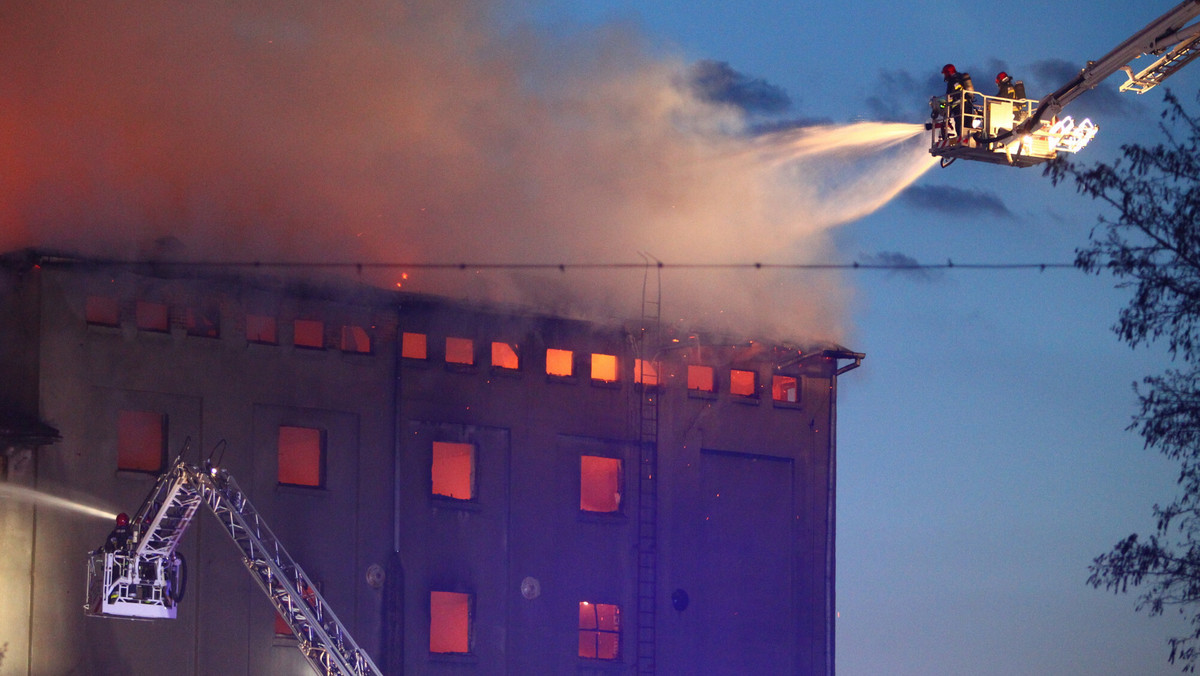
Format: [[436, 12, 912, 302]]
[[185, 304, 220, 338], [547, 349, 573, 377], [432, 441, 475, 500], [635, 359, 659, 386], [294, 319, 324, 349], [772, 375, 799, 403], [341, 325, 371, 353], [591, 354, 617, 383], [581, 456, 622, 513], [247, 315, 278, 344], [430, 591, 472, 654], [446, 337, 475, 365], [579, 602, 620, 660], [402, 332, 427, 359], [86, 296, 120, 326], [117, 410, 165, 472], [491, 341, 519, 370], [688, 365, 714, 392], [135, 301, 169, 332], [278, 426, 324, 487], [730, 369, 757, 397]]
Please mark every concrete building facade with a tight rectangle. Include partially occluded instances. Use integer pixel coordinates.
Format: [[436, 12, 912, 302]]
[[0, 251, 861, 675]]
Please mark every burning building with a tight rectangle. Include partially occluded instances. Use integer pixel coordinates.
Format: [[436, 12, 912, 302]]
[[0, 250, 861, 675]]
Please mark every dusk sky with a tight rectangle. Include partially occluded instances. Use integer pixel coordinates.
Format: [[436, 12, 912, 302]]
[[6, 0, 1200, 673]]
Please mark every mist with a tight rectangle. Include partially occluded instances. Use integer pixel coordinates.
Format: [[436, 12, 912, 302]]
[[1, 0, 934, 341]]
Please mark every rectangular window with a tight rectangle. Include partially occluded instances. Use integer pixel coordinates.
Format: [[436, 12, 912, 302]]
[[547, 348, 573, 377], [247, 315, 278, 344], [294, 319, 324, 349], [491, 341, 519, 370], [579, 602, 620, 660], [730, 369, 757, 397], [581, 456, 622, 513], [340, 325, 371, 353], [86, 296, 120, 326], [402, 332, 427, 359], [430, 591, 472, 654], [635, 359, 659, 386], [185, 304, 220, 338], [688, 365, 714, 392], [278, 426, 324, 487], [772, 375, 799, 403], [432, 441, 475, 500], [591, 354, 617, 383], [135, 301, 169, 332], [118, 410, 166, 472], [445, 337, 475, 365]]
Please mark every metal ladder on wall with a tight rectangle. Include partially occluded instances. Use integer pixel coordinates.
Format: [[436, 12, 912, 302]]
[[635, 255, 662, 675]]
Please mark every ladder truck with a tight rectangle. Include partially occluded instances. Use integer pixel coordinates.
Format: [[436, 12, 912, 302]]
[[84, 453, 383, 676], [929, 0, 1200, 167]]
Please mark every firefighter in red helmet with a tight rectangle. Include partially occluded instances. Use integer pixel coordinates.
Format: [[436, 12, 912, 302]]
[[939, 63, 977, 136], [104, 512, 132, 552]]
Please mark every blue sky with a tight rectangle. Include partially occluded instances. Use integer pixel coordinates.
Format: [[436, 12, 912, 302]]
[[532, 1, 1200, 674]]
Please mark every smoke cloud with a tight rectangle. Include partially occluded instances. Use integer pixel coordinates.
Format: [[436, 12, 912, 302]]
[[1, 0, 933, 341]]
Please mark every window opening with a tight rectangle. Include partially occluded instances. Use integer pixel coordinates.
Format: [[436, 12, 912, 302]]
[[772, 375, 799, 403], [278, 426, 324, 487], [591, 354, 617, 383], [491, 341, 519, 370], [86, 296, 119, 326], [247, 314, 278, 344], [635, 359, 659, 386], [547, 348, 573, 377], [294, 319, 324, 349], [445, 337, 475, 365], [581, 456, 622, 513], [432, 441, 475, 500], [578, 601, 620, 660], [185, 304, 219, 338], [117, 410, 165, 473], [341, 325, 371, 353], [688, 365, 715, 392], [430, 591, 472, 654], [135, 301, 169, 332], [730, 369, 757, 397], [402, 332, 427, 359]]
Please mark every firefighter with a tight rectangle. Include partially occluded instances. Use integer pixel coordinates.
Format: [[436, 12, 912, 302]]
[[942, 63, 974, 96], [995, 71, 1028, 122], [104, 512, 132, 552], [940, 63, 978, 138]]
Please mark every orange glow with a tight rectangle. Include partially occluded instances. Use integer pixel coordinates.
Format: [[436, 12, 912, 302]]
[[278, 426, 322, 487], [117, 410, 164, 472], [445, 337, 474, 365], [546, 348, 573, 377], [687, 365, 714, 392], [772, 375, 798, 403], [85, 296, 119, 326], [402, 332, 427, 359], [635, 359, 659, 386], [491, 341, 519, 369], [246, 314, 277, 344], [591, 354, 617, 382], [341, 325, 371, 353], [432, 441, 474, 499], [581, 456, 621, 512], [294, 319, 324, 349], [135, 301, 169, 332], [730, 369, 756, 397], [430, 591, 471, 653], [185, 305, 219, 338], [579, 602, 620, 659]]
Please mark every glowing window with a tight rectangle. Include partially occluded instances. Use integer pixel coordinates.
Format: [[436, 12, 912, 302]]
[[446, 337, 474, 365], [581, 456, 622, 513], [117, 410, 165, 472], [86, 296, 119, 326], [341, 325, 371, 353], [402, 332, 427, 359], [185, 304, 219, 338], [547, 349, 574, 377], [275, 581, 318, 637], [294, 319, 324, 349], [135, 301, 169, 332], [278, 426, 323, 487], [772, 375, 799, 403], [432, 441, 474, 500], [730, 369, 757, 397], [491, 341, 519, 370], [430, 591, 471, 654], [635, 359, 659, 386], [247, 315, 277, 344], [688, 365, 714, 392], [274, 612, 292, 637], [579, 602, 620, 660], [591, 354, 617, 383]]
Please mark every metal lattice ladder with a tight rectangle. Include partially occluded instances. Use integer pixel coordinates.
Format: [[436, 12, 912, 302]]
[[635, 255, 662, 675], [1121, 34, 1200, 92]]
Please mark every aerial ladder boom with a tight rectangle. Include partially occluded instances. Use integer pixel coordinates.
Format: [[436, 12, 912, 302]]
[[85, 454, 383, 676]]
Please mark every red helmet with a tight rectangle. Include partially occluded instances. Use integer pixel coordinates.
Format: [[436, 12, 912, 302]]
[[116, 512, 129, 527], [942, 63, 956, 78], [996, 71, 1008, 84]]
